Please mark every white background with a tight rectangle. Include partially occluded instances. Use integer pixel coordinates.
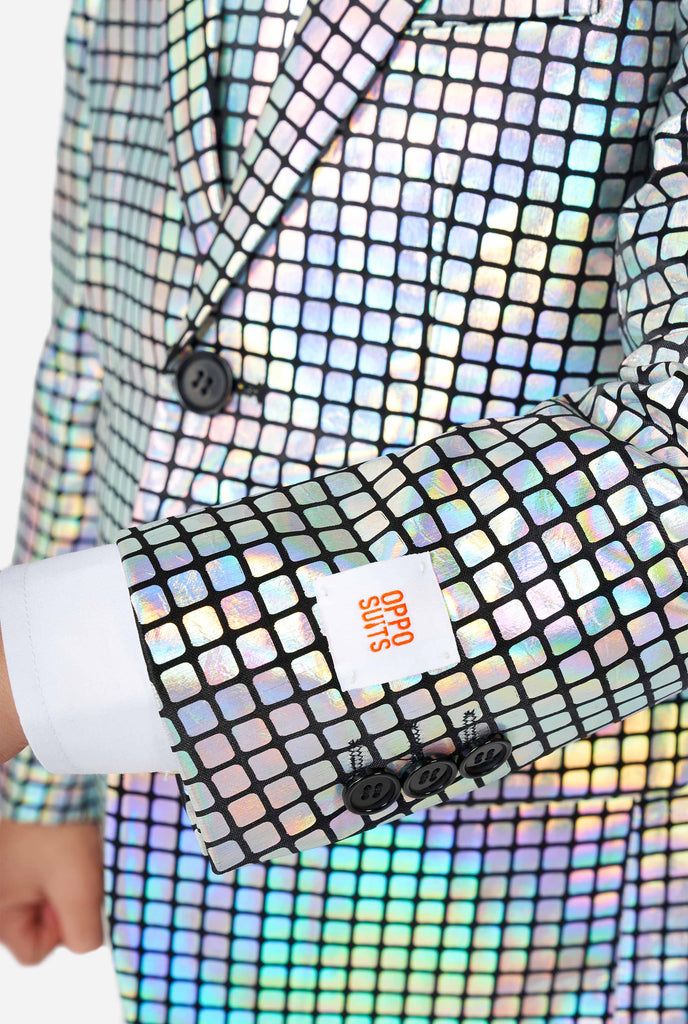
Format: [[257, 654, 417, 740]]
[[0, 2, 123, 1020]]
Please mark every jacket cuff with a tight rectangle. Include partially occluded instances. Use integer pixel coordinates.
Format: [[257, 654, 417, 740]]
[[117, 420, 687, 874], [114, 436, 534, 873]]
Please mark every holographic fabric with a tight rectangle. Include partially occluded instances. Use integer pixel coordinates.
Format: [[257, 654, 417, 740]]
[[118, 418, 688, 872], [1, 0, 687, 1020], [117, 0, 688, 868], [106, 778, 688, 1023]]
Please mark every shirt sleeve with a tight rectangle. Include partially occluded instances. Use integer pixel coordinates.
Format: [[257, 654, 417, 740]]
[[0, 545, 178, 775]]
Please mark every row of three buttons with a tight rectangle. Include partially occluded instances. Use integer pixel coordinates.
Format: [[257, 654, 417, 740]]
[[343, 734, 512, 814]]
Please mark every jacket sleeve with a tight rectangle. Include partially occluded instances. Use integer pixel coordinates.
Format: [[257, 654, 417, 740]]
[[115, 11, 688, 874], [0, 0, 105, 824]]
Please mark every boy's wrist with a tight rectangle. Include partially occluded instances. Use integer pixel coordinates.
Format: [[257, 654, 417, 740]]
[[0, 623, 27, 763]]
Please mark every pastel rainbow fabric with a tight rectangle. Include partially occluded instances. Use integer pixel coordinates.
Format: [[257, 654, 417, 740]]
[[1, 0, 687, 1020]]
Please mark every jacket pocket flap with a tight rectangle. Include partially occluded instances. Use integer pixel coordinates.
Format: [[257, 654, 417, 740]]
[[411, 0, 599, 23]]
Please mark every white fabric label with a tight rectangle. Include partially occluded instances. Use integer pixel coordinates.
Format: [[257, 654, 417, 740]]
[[313, 553, 460, 691]]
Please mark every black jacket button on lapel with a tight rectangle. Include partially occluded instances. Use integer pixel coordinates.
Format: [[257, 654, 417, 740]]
[[458, 734, 512, 779], [342, 769, 401, 814], [401, 756, 459, 799], [176, 351, 233, 414]]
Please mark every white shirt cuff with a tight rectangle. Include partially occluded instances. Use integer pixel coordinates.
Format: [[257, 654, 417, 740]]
[[0, 545, 179, 775]]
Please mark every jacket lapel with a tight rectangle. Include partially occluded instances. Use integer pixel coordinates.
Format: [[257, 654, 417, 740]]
[[161, 0, 226, 258], [164, 0, 427, 370]]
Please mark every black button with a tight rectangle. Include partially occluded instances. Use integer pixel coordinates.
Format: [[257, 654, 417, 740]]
[[176, 352, 233, 414], [458, 734, 512, 779], [401, 756, 459, 799], [342, 769, 401, 814]]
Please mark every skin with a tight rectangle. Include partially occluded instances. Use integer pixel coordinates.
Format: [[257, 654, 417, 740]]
[[0, 820, 104, 964], [0, 625, 25, 765], [0, 629, 105, 964]]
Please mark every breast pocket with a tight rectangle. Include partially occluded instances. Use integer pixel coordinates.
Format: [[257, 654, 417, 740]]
[[405, 0, 600, 31]]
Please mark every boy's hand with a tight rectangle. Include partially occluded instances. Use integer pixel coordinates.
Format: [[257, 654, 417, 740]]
[[0, 820, 104, 965]]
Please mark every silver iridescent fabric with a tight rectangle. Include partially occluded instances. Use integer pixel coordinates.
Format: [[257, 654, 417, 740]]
[[1, 0, 687, 1020], [111, 0, 688, 871]]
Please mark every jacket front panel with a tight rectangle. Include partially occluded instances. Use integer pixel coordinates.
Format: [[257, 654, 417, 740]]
[[102, 776, 686, 1024], [79, 0, 686, 814], [0, 3, 686, 1020], [83, 0, 677, 519]]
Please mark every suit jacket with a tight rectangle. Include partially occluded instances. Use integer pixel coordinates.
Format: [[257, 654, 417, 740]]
[[1, 0, 687, 877]]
